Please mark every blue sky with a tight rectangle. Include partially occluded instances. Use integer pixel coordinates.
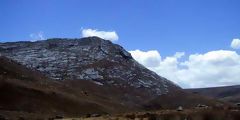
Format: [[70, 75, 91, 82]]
[[1, 0, 240, 88], [1, 0, 240, 56]]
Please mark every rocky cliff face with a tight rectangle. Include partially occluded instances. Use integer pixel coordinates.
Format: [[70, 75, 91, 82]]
[[0, 37, 180, 96]]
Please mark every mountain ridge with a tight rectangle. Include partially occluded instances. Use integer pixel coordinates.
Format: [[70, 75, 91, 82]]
[[0, 37, 180, 96], [185, 85, 240, 104]]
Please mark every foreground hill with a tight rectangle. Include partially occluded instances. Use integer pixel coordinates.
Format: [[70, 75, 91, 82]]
[[186, 85, 240, 104], [0, 56, 133, 119]]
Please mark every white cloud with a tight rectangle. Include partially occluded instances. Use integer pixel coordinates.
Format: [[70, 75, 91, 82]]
[[231, 38, 240, 49], [130, 49, 240, 88], [81, 28, 119, 42], [129, 50, 161, 67], [30, 31, 45, 41]]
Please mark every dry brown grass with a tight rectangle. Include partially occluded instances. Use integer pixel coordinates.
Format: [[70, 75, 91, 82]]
[[63, 109, 240, 120]]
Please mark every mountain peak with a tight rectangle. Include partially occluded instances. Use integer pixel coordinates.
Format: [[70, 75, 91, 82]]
[[0, 37, 179, 96]]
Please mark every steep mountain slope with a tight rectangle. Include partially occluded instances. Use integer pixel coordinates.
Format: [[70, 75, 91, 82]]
[[0, 37, 180, 98], [1, 55, 169, 119], [186, 85, 240, 104], [0, 56, 131, 119]]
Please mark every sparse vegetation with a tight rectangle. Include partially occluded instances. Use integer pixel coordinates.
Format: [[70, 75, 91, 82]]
[[63, 109, 240, 120]]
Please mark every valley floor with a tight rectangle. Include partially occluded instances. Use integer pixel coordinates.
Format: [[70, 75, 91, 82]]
[[58, 109, 240, 120], [1, 108, 240, 120]]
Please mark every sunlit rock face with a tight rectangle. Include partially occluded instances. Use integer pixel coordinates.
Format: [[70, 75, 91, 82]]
[[0, 37, 180, 95]]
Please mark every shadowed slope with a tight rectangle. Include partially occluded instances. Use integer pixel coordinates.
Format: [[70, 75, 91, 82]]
[[185, 85, 240, 104]]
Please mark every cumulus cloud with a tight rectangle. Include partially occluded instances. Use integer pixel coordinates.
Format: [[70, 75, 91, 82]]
[[130, 49, 240, 88], [81, 28, 119, 42], [30, 31, 45, 41], [231, 38, 240, 49], [129, 50, 161, 67]]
